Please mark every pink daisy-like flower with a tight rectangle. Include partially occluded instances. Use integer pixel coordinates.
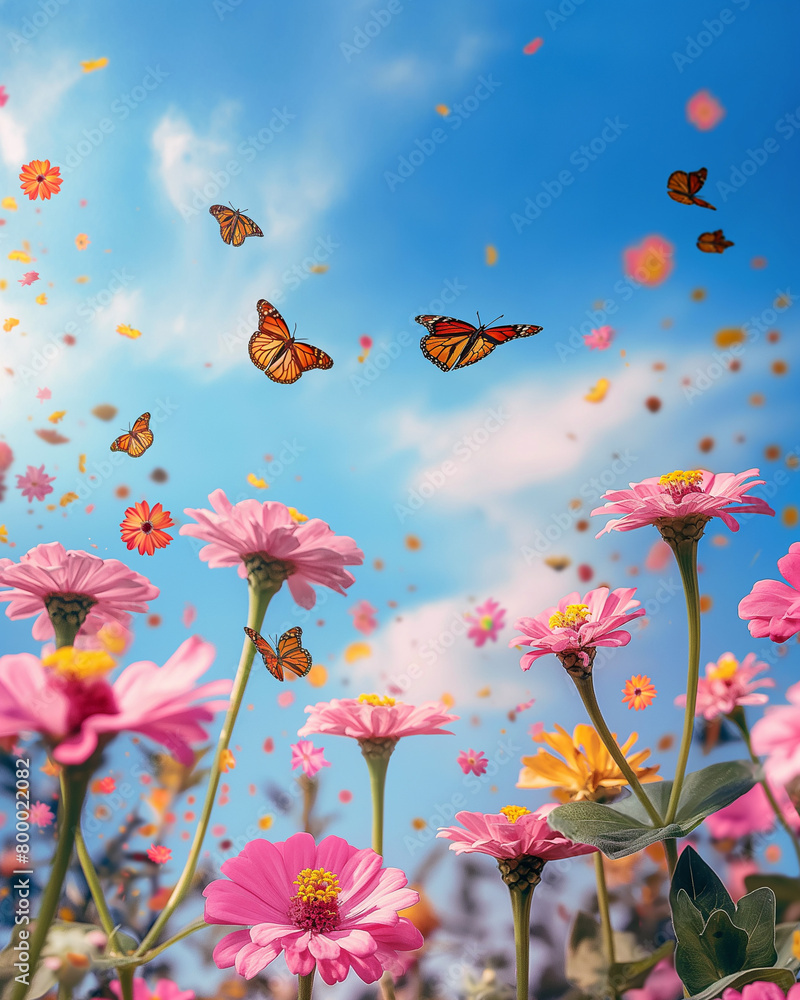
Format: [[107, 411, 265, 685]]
[[15, 464, 55, 502], [0, 541, 159, 641], [738, 543, 800, 643], [180, 489, 363, 608], [686, 89, 726, 132], [349, 599, 378, 636], [147, 844, 172, 864], [437, 804, 597, 861], [704, 782, 800, 840], [457, 749, 488, 776], [28, 801, 55, 828], [591, 469, 774, 536], [751, 681, 800, 787], [298, 694, 458, 742], [111, 978, 194, 1000], [674, 652, 773, 721], [722, 983, 800, 1000], [625, 958, 683, 1000], [203, 831, 423, 985], [0, 636, 230, 765], [291, 739, 331, 778], [583, 325, 614, 351], [509, 587, 644, 676], [465, 597, 506, 647]]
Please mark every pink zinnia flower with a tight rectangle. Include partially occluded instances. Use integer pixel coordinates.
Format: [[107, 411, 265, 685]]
[[465, 597, 506, 647], [349, 599, 378, 636], [686, 89, 726, 132], [623, 235, 674, 287], [625, 958, 683, 1000], [722, 984, 800, 1000], [592, 469, 774, 535], [0, 541, 159, 641], [15, 464, 55, 501], [704, 782, 800, 840], [752, 681, 800, 786], [291, 739, 331, 778], [674, 652, 773, 721], [437, 804, 597, 861], [147, 844, 172, 864], [298, 694, 458, 742], [111, 978, 194, 1000], [180, 489, 363, 608], [203, 831, 423, 984], [509, 587, 645, 674], [28, 801, 55, 828], [583, 325, 614, 350], [0, 636, 230, 765], [738, 542, 800, 643], [457, 749, 488, 776]]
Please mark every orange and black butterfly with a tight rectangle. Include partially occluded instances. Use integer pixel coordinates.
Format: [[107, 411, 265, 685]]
[[667, 168, 716, 210], [248, 299, 334, 384], [109, 412, 153, 458], [415, 313, 542, 372], [209, 204, 264, 247], [243, 626, 312, 682], [697, 229, 734, 253]]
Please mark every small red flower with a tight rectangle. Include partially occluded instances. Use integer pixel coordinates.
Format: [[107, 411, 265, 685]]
[[19, 159, 63, 201], [120, 501, 174, 556], [622, 674, 657, 711], [147, 844, 172, 864]]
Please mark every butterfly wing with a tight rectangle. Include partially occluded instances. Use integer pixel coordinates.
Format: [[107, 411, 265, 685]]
[[209, 205, 264, 246], [667, 168, 716, 210], [248, 300, 333, 384], [110, 412, 153, 457], [455, 322, 543, 370], [268, 341, 334, 384], [275, 626, 313, 679], [415, 315, 479, 371], [697, 230, 734, 253], [243, 626, 283, 681]]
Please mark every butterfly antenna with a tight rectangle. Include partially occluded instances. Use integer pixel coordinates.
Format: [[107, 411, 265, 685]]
[[486, 313, 504, 328]]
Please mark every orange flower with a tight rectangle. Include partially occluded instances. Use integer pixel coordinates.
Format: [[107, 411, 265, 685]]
[[622, 674, 657, 711], [75, 233, 90, 250], [120, 500, 174, 556], [19, 159, 63, 201]]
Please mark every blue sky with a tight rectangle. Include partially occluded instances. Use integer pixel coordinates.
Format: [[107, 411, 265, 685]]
[[1, 0, 799, 988]]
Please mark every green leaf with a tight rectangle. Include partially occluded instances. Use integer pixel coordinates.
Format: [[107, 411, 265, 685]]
[[548, 761, 758, 859], [698, 910, 748, 985], [744, 874, 800, 905], [736, 888, 778, 970], [670, 845, 734, 922], [775, 922, 800, 972], [686, 966, 796, 1000], [608, 941, 675, 993]]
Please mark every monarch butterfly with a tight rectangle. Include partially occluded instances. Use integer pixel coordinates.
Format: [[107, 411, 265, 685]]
[[248, 299, 334, 384], [666, 168, 716, 210], [415, 313, 542, 371], [243, 626, 312, 682], [208, 204, 264, 247], [110, 412, 153, 458], [697, 229, 734, 253]]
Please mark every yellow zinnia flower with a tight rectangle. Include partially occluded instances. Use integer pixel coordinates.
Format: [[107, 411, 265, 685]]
[[517, 723, 660, 803]]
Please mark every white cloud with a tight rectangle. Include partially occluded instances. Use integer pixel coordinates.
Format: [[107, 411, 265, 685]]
[[151, 109, 230, 212], [0, 109, 26, 166]]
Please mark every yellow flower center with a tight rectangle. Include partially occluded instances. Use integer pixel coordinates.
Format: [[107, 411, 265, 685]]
[[42, 647, 115, 681], [548, 604, 591, 629], [358, 693, 396, 707], [480, 615, 494, 630], [659, 470, 704, 501], [708, 654, 739, 681], [500, 805, 531, 824], [293, 868, 341, 904]]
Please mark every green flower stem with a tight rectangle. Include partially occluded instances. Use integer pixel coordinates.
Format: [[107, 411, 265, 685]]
[[58, 984, 72, 1000], [135, 582, 276, 956], [594, 851, 616, 976], [141, 918, 207, 961], [53, 618, 80, 649], [74, 825, 120, 952], [664, 539, 701, 827], [363, 752, 391, 857], [379, 971, 397, 1000], [10, 767, 91, 1000], [730, 709, 800, 872], [509, 884, 534, 1000], [663, 838, 679, 876], [573, 675, 663, 827], [298, 969, 315, 1000], [116, 966, 135, 1000]]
